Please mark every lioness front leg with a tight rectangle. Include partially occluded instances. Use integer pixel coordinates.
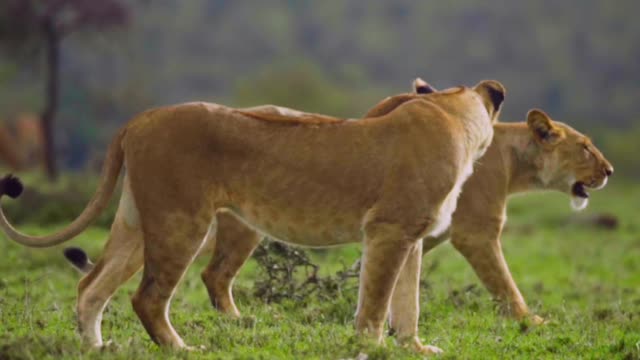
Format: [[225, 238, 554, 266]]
[[389, 239, 443, 355], [201, 213, 261, 316], [355, 222, 417, 344], [450, 227, 542, 324]]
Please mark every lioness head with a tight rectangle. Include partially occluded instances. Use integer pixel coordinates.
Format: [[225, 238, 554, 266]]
[[412, 77, 505, 124], [409, 78, 505, 159], [365, 78, 505, 165], [525, 109, 613, 210], [410, 79, 613, 210]]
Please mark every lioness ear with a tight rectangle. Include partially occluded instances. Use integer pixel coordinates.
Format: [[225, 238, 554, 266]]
[[473, 80, 506, 122], [527, 109, 565, 145], [412, 77, 437, 94]]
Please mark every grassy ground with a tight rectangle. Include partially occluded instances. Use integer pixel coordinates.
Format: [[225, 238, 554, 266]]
[[0, 183, 639, 359]]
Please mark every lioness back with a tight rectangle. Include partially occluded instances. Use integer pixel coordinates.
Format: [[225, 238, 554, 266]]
[[122, 98, 474, 247]]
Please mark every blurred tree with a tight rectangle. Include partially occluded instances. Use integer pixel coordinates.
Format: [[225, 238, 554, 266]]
[[0, 126, 22, 170], [0, 0, 128, 181]]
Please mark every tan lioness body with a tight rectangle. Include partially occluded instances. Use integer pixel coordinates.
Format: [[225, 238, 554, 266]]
[[188, 80, 613, 332], [0, 81, 504, 354]]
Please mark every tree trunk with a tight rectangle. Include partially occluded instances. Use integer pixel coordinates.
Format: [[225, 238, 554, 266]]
[[41, 18, 59, 181]]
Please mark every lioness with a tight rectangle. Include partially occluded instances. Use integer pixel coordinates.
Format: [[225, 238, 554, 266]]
[[84, 78, 609, 336], [0, 80, 504, 355]]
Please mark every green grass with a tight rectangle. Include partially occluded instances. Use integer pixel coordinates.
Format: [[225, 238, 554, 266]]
[[1, 183, 639, 359]]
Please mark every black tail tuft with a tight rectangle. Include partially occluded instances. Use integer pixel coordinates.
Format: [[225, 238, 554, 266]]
[[0, 174, 23, 199], [64, 247, 89, 270]]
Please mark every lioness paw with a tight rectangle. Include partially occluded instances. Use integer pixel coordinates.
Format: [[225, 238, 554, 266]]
[[419, 345, 444, 356], [185, 344, 207, 352], [400, 337, 443, 356], [530, 314, 547, 326]]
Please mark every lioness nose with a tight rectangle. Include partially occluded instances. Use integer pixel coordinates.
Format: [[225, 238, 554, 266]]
[[605, 167, 613, 176]]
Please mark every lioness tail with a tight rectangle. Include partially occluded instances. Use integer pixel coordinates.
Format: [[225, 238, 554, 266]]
[[0, 128, 127, 248], [63, 247, 94, 274]]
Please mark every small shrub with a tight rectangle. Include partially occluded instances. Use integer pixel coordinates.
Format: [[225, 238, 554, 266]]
[[252, 240, 359, 304]]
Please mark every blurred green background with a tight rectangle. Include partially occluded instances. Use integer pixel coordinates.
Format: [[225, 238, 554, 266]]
[[1, 0, 639, 177]]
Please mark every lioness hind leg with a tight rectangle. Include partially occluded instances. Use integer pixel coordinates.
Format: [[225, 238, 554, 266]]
[[131, 218, 213, 348], [451, 230, 535, 322], [76, 214, 143, 347], [201, 213, 261, 316]]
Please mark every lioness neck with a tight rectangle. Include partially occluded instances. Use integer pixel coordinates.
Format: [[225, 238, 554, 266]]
[[493, 123, 541, 194]]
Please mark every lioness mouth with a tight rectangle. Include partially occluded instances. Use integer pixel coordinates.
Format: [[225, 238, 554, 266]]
[[572, 182, 589, 198]]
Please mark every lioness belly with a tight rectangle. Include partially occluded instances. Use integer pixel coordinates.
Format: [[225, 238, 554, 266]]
[[222, 205, 362, 247]]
